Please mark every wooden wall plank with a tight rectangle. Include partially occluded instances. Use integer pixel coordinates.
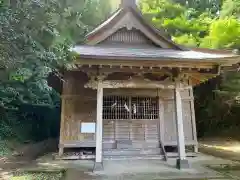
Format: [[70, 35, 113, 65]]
[[182, 101, 194, 141], [163, 100, 177, 142]]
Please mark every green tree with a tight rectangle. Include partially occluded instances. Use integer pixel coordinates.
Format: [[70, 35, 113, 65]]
[[220, 0, 240, 18], [200, 17, 240, 48], [140, 0, 213, 47], [140, 0, 186, 20], [139, 0, 240, 137], [173, 0, 222, 14], [0, 0, 110, 140]]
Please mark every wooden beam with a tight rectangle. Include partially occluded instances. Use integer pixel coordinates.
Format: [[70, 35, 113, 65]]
[[59, 76, 67, 156], [159, 95, 165, 143], [189, 87, 198, 153], [174, 84, 186, 159], [75, 65, 218, 77], [94, 82, 104, 171], [174, 82, 189, 169], [188, 72, 217, 86], [84, 77, 191, 90], [74, 59, 216, 69], [61, 94, 194, 101]]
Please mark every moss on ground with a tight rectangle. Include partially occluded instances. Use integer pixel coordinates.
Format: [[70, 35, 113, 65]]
[[0, 140, 12, 157], [207, 164, 240, 171], [0, 140, 24, 157], [11, 172, 64, 180]]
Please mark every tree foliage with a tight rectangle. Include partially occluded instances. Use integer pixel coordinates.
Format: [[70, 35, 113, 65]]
[[140, 0, 240, 137], [140, 0, 240, 49], [200, 17, 240, 48], [0, 0, 110, 140], [220, 0, 240, 18]]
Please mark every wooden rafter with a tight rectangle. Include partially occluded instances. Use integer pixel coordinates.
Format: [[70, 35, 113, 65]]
[[188, 72, 217, 86], [74, 56, 221, 67], [72, 65, 218, 76]]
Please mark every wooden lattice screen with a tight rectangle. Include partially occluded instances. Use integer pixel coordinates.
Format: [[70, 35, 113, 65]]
[[103, 96, 159, 120]]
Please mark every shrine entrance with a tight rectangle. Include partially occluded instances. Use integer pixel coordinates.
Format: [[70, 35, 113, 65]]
[[103, 95, 160, 150]]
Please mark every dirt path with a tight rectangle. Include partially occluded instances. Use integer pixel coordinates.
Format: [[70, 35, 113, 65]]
[[0, 139, 57, 179], [2, 138, 240, 180], [63, 139, 240, 180], [199, 138, 240, 161], [0, 157, 35, 179]]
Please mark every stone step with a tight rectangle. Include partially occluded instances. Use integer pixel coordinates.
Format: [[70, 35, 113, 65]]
[[103, 148, 162, 156], [104, 152, 198, 160], [166, 152, 198, 158], [104, 154, 164, 160]]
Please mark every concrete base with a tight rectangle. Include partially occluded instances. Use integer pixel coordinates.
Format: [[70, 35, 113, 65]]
[[176, 159, 190, 169], [93, 162, 104, 172]]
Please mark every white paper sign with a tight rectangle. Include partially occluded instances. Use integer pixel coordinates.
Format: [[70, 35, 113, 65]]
[[81, 123, 96, 133]]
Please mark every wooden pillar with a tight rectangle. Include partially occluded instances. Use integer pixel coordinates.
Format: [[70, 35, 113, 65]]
[[59, 98, 65, 156], [174, 82, 189, 169], [190, 87, 198, 153], [93, 82, 104, 171]]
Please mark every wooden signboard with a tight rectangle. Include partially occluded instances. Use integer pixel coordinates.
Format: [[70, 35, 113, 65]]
[[81, 123, 96, 133]]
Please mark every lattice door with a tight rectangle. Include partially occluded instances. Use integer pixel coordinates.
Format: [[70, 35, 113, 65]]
[[103, 96, 160, 148]]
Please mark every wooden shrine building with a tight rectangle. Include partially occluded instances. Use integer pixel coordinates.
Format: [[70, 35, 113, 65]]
[[57, 0, 240, 171]]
